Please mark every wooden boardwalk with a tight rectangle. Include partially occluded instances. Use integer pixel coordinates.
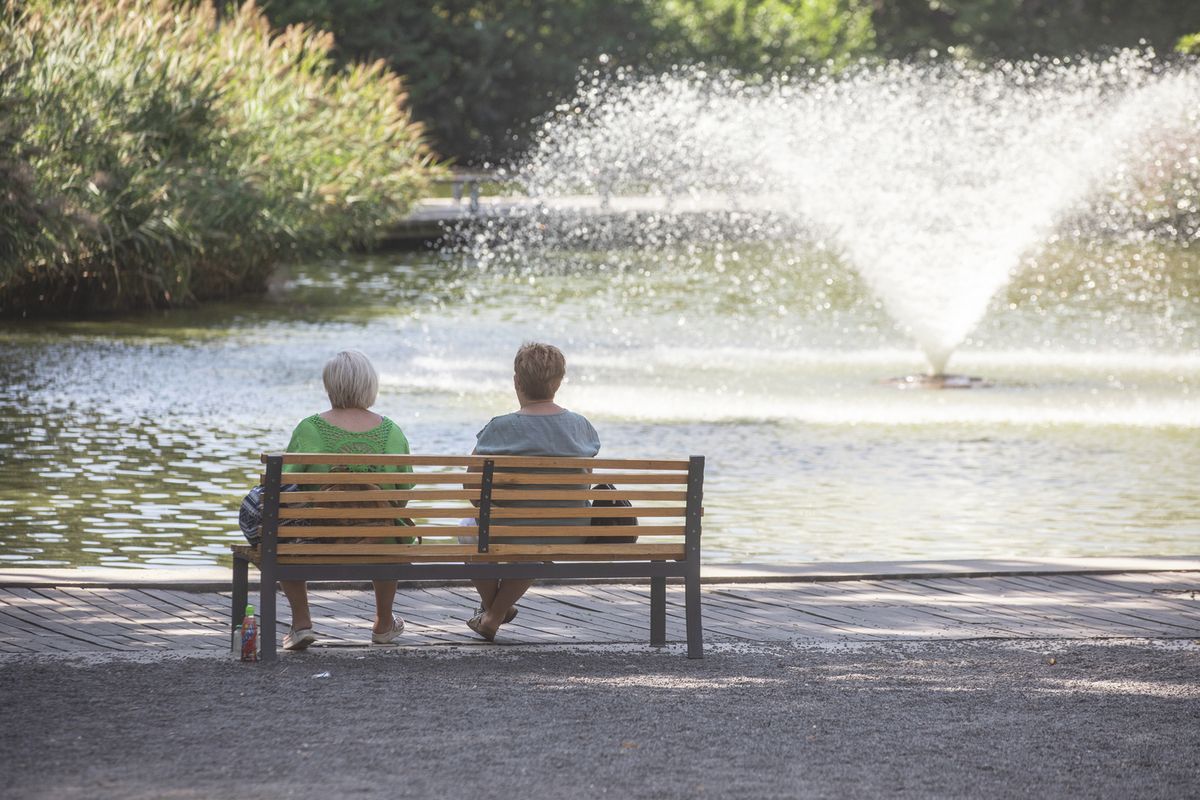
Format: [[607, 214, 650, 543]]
[[1, 570, 1196, 655]]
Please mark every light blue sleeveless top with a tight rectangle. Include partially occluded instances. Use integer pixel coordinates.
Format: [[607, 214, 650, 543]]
[[475, 410, 600, 459], [475, 410, 600, 543]]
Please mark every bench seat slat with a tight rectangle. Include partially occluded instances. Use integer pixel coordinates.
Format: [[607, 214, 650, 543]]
[[271, 531, 683, 540], [280, 489, 689, 503], [273, 472, 689, 485], [265, 524, 686, 538], [279, 543, 686, 557], [271, 454, 689, 471], [277, 554, 683, 564], [232, 543, 686, 564], [278, 505, 684, 520]]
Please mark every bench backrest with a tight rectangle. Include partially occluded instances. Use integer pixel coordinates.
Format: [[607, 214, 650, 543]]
[[256, 454, 704, 563]]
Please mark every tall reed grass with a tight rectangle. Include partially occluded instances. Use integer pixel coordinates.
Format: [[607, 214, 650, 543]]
[[0, 0, 437, 316]]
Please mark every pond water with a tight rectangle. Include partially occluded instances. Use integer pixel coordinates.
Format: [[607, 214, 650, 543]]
[[1, 246, 1197, 568]]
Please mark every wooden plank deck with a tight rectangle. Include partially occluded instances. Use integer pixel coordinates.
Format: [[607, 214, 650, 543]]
[[0, 571, 1195, 655]]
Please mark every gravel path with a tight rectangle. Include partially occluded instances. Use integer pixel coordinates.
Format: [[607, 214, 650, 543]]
[[2, 640, 1197, 799]]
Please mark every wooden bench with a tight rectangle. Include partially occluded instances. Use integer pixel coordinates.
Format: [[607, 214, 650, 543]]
[[232, 453, 705, 660]]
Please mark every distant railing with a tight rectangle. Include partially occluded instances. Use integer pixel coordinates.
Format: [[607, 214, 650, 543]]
[[429, 172, 701, 214], [432, 170, 512, 213]]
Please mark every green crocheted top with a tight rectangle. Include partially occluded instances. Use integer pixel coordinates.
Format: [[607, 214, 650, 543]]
[[282, 415, 415, 540], [283, 414, 411, 470]]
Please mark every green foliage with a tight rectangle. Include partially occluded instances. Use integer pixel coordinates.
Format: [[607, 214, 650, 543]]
[[655, 0, 875, 72], [259, 1, 664, 164], [259, 0, 1200, 163], [0, 0, 436, 316], [260, 0, 876, 163], [1178, 33, 1200, 55], [0, 67, 56, 275], [871, 1, 1200, 60]]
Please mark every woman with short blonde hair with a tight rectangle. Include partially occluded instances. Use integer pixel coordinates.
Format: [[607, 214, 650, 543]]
[[513, 341, 566, 400], [466, 341, 600, 641]]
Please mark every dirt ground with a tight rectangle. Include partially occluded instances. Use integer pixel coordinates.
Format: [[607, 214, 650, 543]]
[[1, 640, 1197, 799]]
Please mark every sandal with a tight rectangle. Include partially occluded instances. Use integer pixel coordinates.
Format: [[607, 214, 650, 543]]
[[467, 611, 498, 642], [283, 627, 317, 651], [371, 615, 405, 645], [475, 605, 519, 624]]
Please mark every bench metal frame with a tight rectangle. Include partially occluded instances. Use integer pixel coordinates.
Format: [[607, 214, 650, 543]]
[[232, 455, 705, 661]]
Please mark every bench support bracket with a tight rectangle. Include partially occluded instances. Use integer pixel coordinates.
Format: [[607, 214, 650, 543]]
[[684, 455, 705, 659], [259, 454, 283, 662], [232, 555, 249, 633]]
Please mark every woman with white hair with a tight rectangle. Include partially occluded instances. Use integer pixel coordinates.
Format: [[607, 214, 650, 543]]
[[277, 350, 412, 650]]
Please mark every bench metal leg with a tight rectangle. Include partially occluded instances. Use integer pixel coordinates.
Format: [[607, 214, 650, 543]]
[[650, 573, 666, 647], [260, 562, 277, 663], [685, 563, 704, 659], [232, 556, 249, 632]]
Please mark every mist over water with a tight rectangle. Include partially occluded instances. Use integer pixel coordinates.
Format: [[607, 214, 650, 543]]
[[464, 51, 1200, 374]]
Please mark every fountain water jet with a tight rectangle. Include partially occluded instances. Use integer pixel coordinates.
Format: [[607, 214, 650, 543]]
[[460, 52, 1199, 378]]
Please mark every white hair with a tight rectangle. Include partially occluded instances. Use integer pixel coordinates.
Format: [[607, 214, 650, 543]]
[[322, 350, 379, 409]]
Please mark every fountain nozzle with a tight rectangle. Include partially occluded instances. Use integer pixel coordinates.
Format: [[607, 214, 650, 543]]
[[884, 374, 993, 390]]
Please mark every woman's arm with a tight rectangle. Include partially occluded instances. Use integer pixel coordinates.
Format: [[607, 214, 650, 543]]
[[382, 423, 414, 491]]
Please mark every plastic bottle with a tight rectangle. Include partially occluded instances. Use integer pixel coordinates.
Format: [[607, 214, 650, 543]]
[[240, 604, 258, 662]]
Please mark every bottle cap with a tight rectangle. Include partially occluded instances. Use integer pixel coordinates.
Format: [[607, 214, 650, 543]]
[[245, 604, 255, 616]]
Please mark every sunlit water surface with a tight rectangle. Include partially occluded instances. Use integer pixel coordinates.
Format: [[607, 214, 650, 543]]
[[0, 249, 1196, 568]]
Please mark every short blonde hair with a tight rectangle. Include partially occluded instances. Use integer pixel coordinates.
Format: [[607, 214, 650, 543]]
[[323, 350, 379, 409], [514, 342, 566, 401]]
